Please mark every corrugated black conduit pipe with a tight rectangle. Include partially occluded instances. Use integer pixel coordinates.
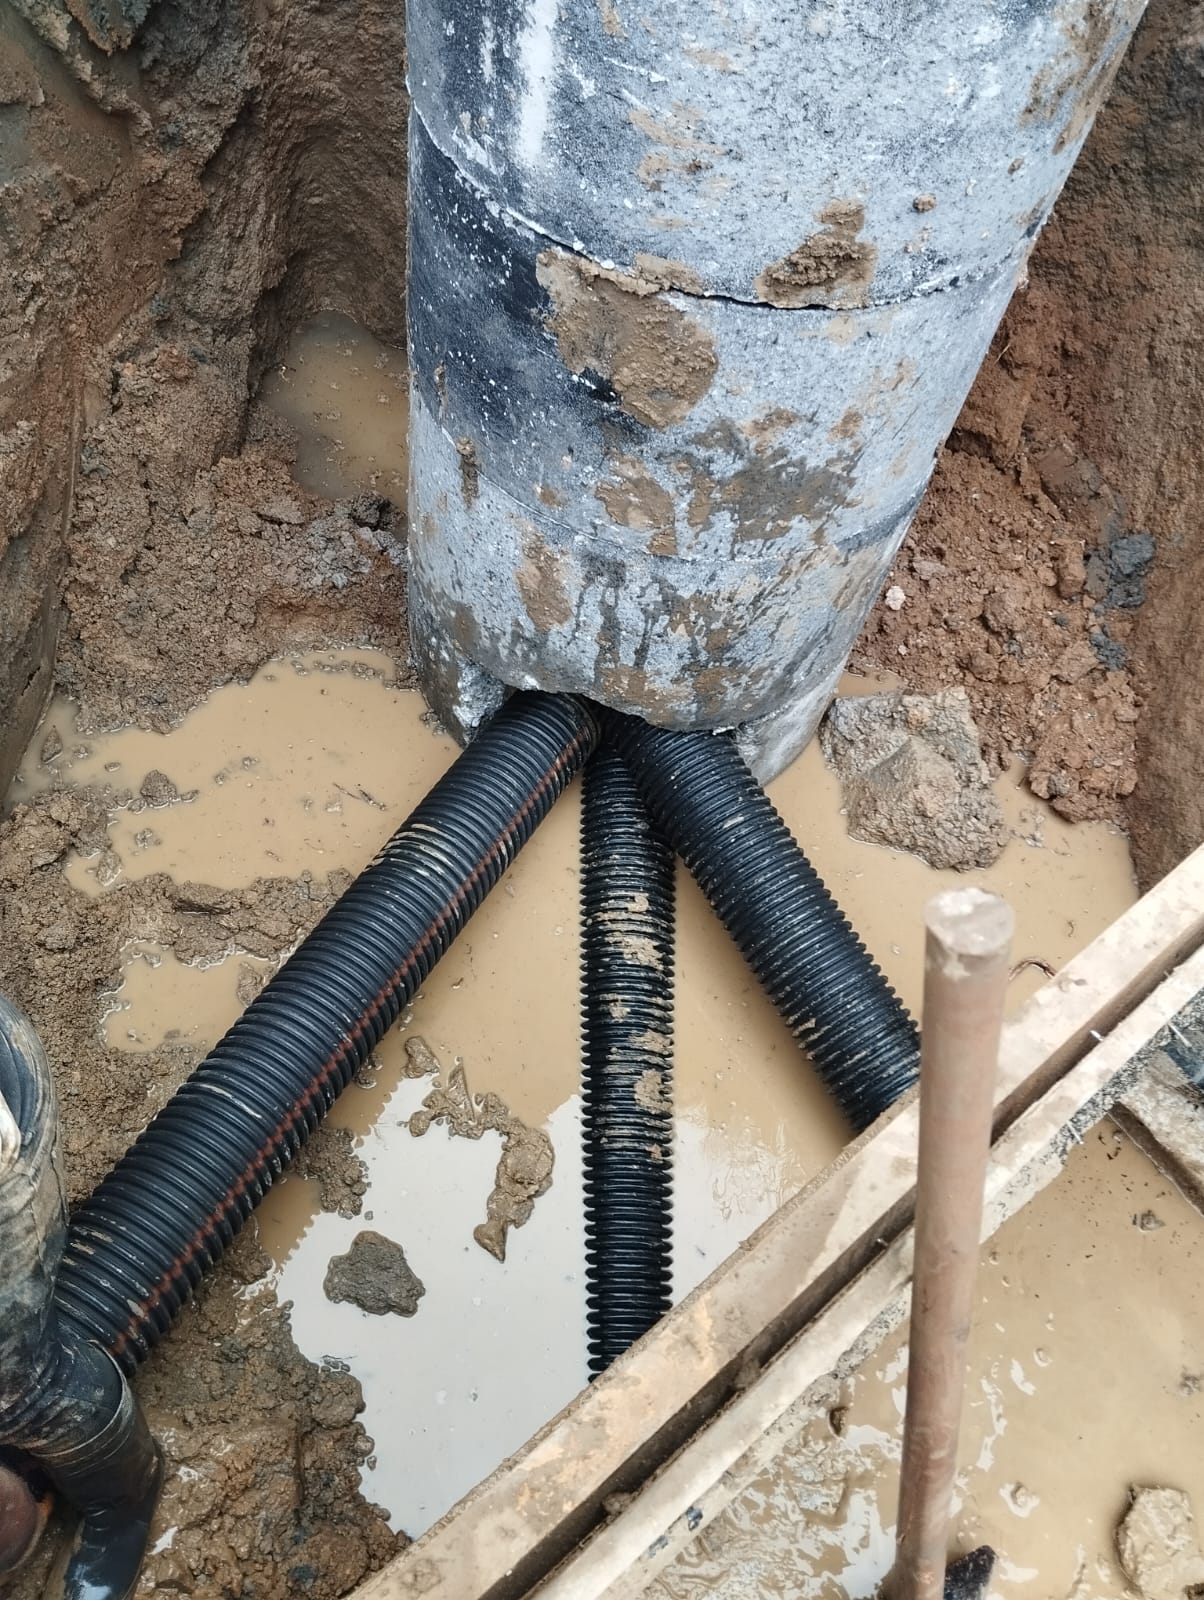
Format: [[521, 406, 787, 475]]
[[602, 710, 919, 1131], [0, 691, 598, 1599], [54, 690, 597, 1367], [0, 993, 162, 1600], [580, 749, 675, 1375]]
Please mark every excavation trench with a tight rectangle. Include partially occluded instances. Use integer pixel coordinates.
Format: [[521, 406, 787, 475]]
[[1, 1, 1203, 1596]]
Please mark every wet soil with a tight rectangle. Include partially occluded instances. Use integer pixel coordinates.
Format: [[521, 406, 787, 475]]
[[0, 779, 401, 1595]]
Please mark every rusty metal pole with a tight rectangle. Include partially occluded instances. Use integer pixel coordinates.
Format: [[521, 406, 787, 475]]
[[893, 888, 1014, 1600]]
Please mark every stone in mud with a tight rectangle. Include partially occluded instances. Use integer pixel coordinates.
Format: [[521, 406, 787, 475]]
[[1105, 531, 1156, 610], [139, 769, 179, 805], [1116, 1486, 1204, 1600], [323, 1230, 425, 1318], [819, 689, 1006, 871]]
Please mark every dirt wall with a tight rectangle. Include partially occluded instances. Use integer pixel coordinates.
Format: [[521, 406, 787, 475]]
[[1, 2, 415, 1593], [0, 0, 409, 762], [1032, 2, 1204, 887], [853, 0, 1204, 888]]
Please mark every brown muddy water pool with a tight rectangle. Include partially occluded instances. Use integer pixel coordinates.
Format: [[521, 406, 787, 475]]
[[9, 639, 1137, 1542], [2, 315, 1171, 1586]]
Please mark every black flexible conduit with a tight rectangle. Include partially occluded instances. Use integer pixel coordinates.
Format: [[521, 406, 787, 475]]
[[580, 750, 675, 1375], [53, 692, 599, 1369], [0, 994, 163, 1600], [602, 711, 919, 1131]]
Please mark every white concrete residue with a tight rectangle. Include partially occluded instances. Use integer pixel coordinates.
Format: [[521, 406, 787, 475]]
[[479, 13, 495, 83], [455, 111, 497, 173], [973, 1374, 1008, 1472], [515, 0, 558, 169], [1009, 1357, 1036, 1396]]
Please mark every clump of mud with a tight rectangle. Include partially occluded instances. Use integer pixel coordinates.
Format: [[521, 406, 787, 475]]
[[325, 1231, 426, 1319], [403, 1037, 556, 1264], [820, 688, 1006, 871]]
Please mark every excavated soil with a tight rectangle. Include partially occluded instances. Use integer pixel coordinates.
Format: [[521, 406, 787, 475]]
[[855, 1, 1204, 881], [0, 0, 1202, 1595]]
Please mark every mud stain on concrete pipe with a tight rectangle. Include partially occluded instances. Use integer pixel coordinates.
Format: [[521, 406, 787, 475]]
[[1023, 0, 1140, 154], [627, 103, 727, 193], [594, 455, 678, 555], [754, 201, 878, 310], [536, 248, 718, 428], [514, 522, 573, 631], [679, 419, 860, 548], [630, 253, 709, 295]]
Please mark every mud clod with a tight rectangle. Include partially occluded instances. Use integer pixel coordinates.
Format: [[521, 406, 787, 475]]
[[324, 1231, 426, 1318], [820, 689, 1007, 871], [754, 201, 877, 310], [1116, 1486, 1204, 1600], [405, 1038, 555, 1264], [537, 249, 718, 429]]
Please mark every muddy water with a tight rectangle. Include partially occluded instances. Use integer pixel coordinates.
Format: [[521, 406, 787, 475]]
[[101, 941, 274, 1053], [651, 1126, 1204, 1600], [10, 649, 1139, 1537], [257, 311, 410, 502]]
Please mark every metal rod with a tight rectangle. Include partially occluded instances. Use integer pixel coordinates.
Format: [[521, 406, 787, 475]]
[[893, 888, 1014, 1600]]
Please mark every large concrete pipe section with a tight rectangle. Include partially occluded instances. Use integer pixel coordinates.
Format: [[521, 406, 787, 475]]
[[406, 0, 1144, 777]]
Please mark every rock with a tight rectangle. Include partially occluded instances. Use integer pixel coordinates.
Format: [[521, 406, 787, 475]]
[[953, 361, 1033, 465], [1090, 630, 1128, 671], [1105, 531, 1155, 609], [140, 769, 179, 805], [323, 1230, 424, 1318], [39, 726, 63, 764], [981, 577, 1028, 636], [348, 493, 391, 530], [1036, 442, 1103, 509], [1052, 640, 1100, 685], [1085, 550, 1110, 600], [912, 557, 947, 582], [819, 689, 1007, 871], [258, 496, 305, 526], [1035, 444, 1127, 542], [1053, 541, 1087, 599], [1116, 1486, 1204, 1600]]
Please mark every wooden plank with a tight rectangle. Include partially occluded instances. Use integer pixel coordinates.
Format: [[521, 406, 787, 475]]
[[1115, 1059, 1204, 1210], [351, 844, 1204, 1600], [537, 939, 1204, 1600]]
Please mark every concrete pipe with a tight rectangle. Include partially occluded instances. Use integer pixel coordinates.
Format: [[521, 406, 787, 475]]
[[406, 0, 1144, 777]]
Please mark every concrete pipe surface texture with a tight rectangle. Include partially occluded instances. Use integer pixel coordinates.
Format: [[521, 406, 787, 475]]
[[406, 0, 1145, 778]]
